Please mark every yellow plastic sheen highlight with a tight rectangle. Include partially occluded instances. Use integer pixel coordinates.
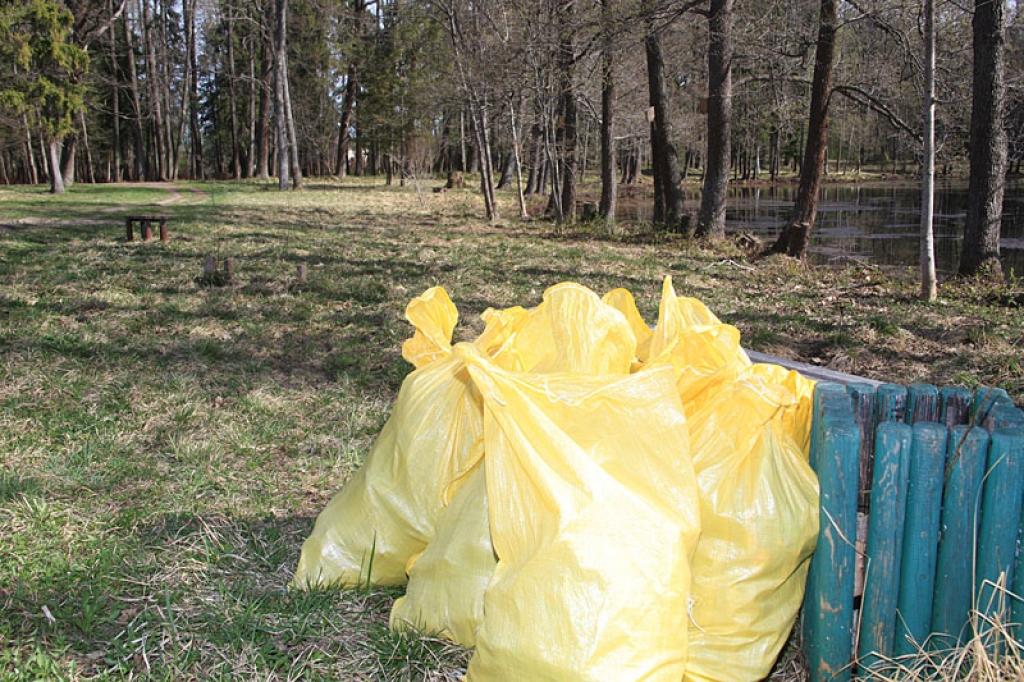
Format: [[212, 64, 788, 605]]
[[293, 278, 819, 681]]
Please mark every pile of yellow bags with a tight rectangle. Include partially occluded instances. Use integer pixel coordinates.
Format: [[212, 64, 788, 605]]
[[293, 278, 819, 681]]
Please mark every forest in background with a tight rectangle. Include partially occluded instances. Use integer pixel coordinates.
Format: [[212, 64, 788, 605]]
[[1, 0, 1022, 276]]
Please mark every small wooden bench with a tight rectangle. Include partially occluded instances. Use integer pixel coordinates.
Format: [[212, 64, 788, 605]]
[[125, 215, 169, 242]]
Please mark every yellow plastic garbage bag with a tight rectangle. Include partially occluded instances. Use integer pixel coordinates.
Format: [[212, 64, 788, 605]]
[[401, 286, 459, 368], [390, 464, 494, 647], [646, 276, 751, 402], [292, 288, 484, 587], [386, 284, 642, 649], [610, 278, 819, 680], [483, 282, 637, 375], [294, 280, 820, 682], [293, 283, 639, 589], [681, 364, 818, 681], [458, 345, 702, 680]]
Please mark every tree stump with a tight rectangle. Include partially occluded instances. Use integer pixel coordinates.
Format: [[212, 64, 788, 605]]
[[446, 171, 464, 189], [203, 255, 217, 278]]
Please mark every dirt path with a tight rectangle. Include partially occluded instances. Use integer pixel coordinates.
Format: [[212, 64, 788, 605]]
[[100, 182, 211, 213], [3, 182, 211, 230]]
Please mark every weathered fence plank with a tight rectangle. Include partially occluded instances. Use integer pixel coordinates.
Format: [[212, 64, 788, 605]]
[[906, 383, 939, 424], [875, 384, 908, 425], [939, 386, 973, 427], [804, 383, 861, 682], [975, 427, 1024, 625], [847, 383, 877, 509], [930, 426, 991, 647], [894, 422, 948, 655], [857, 421, 913, 669]]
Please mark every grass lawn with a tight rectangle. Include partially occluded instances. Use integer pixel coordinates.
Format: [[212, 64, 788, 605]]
[[1, 178, 1021, 680]]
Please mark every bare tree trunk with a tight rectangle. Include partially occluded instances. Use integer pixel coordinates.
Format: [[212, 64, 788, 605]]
[[178, 0, 193, 177], [645, 29, 684, 232], [696, 0, 732, 239], [472, 100, 498, 222], [459, 109, 467, 172], [274, 0, 289, 189], [246, 44, 255, 177], [48, 140, 65, 194], [256, 14, 272, 179], [79, 110, 95, 183], [60, 135, 77, 187], [437, 112, 452, 174], [509, 97, 529, 219], [283, 52, 302, 189], [23, 117, 38, 185], [354, 128, 363, 175], [109, 0, 123, 182], [959, 0, 1007, 278], [158, 0, 176, 178], [598, 0, 616, 224], [185, 0, 203, 179], [226, 0, 242, 179], [526, 119, 543, 194], [139, 0, 166, 180], [920, 0, 937, 300], [335, 63, 358, 177], [557, 0, 577, 223], [496, 150, 514, 189], [123, 11, 148, 180], [769, 0, 838, 258]]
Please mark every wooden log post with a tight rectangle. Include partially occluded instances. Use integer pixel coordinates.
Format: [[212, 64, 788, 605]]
[[875, 383, 908, 424], [297, 263, 308, 283], [125, 217, 134, 241], [975, 427, 1024, 631], [906, 383, 939, 424], [159, 218, 168, 242], [223, 257, 235, 282], [939, 386, 973, 427], [804, 382, 861, 682], [930, 426, 991, 647], [141, 219, 152, 241], [894, 422, 948, 656], [857, 421, 913, 670]]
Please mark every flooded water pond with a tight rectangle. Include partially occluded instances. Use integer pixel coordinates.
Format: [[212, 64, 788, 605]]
[[619, 180, 1024, 274]]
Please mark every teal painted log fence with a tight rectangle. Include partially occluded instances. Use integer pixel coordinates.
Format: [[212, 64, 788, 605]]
[[893, 422, 947, 656], [803, 382, 1024, 680], [856, 422, 912, 669], [930, 426, 990, 648], [803, 384, 862, 682]]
